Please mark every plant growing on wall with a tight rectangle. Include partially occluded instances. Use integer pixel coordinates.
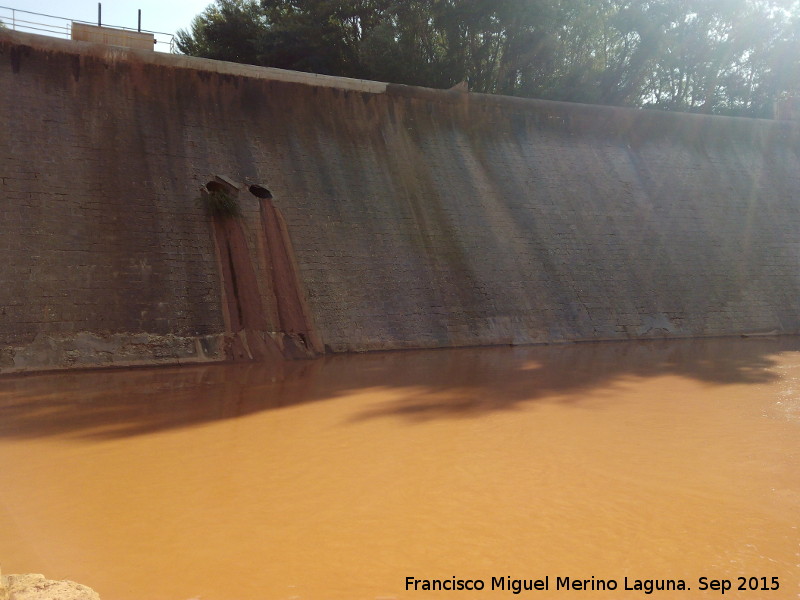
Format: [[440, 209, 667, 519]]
[[198, 188, 240, 218]]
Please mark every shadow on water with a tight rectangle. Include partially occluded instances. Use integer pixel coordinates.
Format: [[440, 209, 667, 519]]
[[0, 336, 797, 440]]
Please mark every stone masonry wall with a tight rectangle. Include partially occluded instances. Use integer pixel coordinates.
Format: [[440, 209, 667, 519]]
[[2, 30, 800, 371]]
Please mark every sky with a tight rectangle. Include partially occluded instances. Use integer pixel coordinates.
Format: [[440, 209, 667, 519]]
[[2, 0, 213, 49]]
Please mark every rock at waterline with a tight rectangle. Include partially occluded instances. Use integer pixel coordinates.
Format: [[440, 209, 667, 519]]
[[1, 573, 100, 600]]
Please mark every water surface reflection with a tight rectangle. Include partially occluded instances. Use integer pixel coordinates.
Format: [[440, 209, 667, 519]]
[[0, 337, 792, 439], [0, 338, 797, 599]]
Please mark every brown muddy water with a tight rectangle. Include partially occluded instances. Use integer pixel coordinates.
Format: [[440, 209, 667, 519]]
[[0, 338, 798, 600]]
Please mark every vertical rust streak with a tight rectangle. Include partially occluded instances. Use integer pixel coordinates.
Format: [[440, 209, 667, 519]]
[[225, 237, 244, 330], [212, 219, 243, 333], [260, 199, 323, 355], [211, 216, 282, 362], [9, 46, 23, 74], [219, 217, 267, 333]]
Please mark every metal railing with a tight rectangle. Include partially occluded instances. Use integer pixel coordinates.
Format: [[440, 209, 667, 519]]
[[0, 5, 176, 52]]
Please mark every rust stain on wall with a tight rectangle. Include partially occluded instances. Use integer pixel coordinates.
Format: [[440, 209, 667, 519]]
[[258, 195, 322, 358], [210, 214, 281, 362], [2, 30, 800, 372], [203, 178, 319, 362]]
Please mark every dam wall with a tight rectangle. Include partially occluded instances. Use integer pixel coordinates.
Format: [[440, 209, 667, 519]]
[[2, 30, 800, 372]]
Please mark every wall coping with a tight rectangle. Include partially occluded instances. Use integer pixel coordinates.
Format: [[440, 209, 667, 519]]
[[2, 28, 798, 141]]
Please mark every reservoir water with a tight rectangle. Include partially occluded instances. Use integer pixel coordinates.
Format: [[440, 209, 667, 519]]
[[0, 338, 798, 599]]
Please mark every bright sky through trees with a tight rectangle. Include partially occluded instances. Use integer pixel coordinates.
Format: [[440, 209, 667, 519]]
[[175, 0, 800, 116]]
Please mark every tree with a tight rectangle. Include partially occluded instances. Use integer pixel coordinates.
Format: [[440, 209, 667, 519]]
[[175, 0, 800, 115], [175, 0, 266, 64]]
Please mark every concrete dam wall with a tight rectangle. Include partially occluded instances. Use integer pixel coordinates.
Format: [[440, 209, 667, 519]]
[[2, 30, 800, 372]]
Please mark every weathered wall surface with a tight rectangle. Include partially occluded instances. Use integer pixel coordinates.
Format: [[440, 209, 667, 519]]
[[2, 31, 800, 371]]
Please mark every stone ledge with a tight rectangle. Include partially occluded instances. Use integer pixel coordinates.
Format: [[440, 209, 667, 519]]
[[0, 331, 226, 375], [0, 29, 387, 94]]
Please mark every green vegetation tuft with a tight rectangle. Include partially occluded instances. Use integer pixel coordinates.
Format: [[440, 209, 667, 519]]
[[198, 189, 240, 218]]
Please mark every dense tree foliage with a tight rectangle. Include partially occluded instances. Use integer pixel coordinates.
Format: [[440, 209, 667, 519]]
[[176, 0, 800, 116]]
